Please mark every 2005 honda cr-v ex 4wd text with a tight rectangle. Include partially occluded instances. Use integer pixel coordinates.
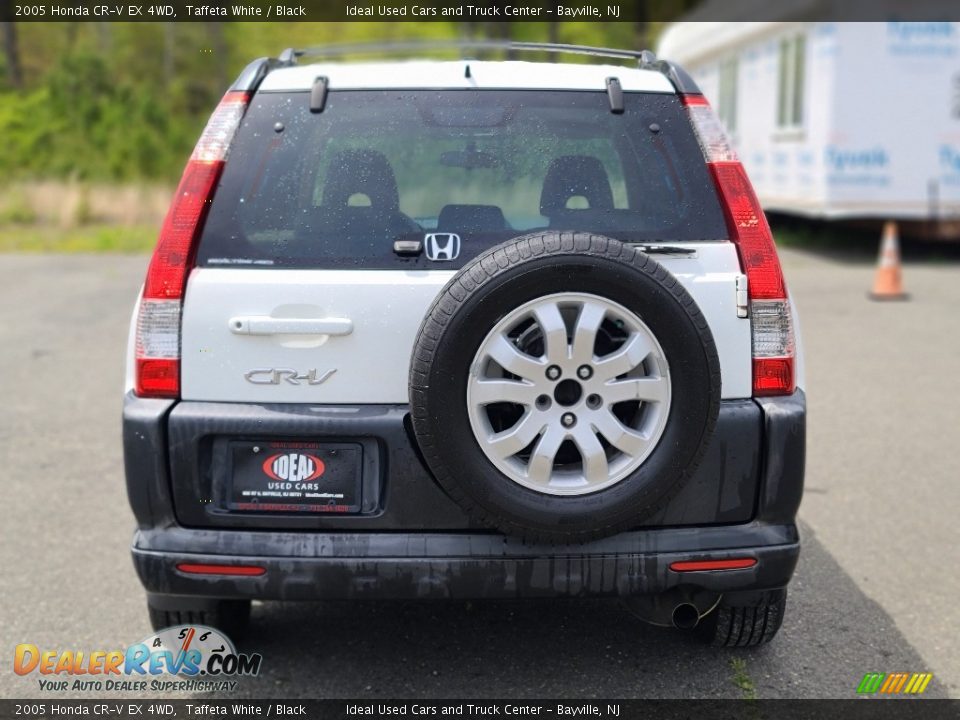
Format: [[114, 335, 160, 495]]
[[123, 42, 805, 647]]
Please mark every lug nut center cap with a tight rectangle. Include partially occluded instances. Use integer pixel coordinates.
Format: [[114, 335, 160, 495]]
[[553, 379, 583, 407]]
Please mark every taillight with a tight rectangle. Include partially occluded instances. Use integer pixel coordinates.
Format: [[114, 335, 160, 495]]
[[135, 91, 249, 398], [683, 94, 795, 396]]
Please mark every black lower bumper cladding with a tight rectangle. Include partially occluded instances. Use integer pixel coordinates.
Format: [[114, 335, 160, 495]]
[[133, 525, 800, 601], [124, 391, 805, 602]]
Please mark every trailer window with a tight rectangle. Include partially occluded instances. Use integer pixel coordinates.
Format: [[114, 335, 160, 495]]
[[777, 34, 806, 130], [717, 56, 739, 133]]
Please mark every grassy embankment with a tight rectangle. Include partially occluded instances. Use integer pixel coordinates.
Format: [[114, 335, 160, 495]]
[[0, 182, 166, 253], [0, 225, 157, 253]]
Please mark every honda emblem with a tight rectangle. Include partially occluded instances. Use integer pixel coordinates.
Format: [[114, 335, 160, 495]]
[[424, 233, 461, 261]]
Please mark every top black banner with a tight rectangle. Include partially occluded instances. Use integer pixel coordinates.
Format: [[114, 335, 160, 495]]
[[6, 0, 960, 23]]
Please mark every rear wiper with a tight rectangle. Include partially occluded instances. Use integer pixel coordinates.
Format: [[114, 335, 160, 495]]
[[629, 244, 698, 256]]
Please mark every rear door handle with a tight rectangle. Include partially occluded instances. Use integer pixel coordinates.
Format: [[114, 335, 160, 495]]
[[229, 316, 354, 336]]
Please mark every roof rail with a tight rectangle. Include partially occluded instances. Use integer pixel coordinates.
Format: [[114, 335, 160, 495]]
[[277, 41, 657, 67]]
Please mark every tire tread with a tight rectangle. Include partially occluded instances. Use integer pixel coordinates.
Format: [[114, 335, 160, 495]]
[[702, 591, 787, 647]]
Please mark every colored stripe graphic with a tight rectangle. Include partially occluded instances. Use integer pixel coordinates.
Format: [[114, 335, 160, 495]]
[[880, 674, 899, 693], [857, 672, 932, 694], [892, 673, 909, 693], [857, 673, 885, 694]]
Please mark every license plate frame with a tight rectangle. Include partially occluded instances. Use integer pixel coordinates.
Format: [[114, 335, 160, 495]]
[[226, 440, 362, 514]]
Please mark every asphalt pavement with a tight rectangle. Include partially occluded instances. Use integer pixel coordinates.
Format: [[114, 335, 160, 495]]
[[1, 246, 957, 699]]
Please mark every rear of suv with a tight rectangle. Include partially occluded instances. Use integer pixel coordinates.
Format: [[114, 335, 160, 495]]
[[124, 42, 805, 646]]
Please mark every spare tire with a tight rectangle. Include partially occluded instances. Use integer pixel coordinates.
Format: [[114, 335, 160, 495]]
[[409, 232, 721, 543]]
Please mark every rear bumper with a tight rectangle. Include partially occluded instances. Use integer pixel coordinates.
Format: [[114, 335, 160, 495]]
[[132, 525, 799, 601], [125, 390, 805, 602]]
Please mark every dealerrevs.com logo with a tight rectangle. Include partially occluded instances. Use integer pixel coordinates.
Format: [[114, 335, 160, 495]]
[[262, 452, 325, 482], [14, 625, 262, 693]]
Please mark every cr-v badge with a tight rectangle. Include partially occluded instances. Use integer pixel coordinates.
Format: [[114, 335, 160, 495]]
[[424, 233, 461, 261], [244, 368, 337, 385]]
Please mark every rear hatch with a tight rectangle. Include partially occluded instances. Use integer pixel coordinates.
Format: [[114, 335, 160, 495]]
[[181, 88, 751, 403]]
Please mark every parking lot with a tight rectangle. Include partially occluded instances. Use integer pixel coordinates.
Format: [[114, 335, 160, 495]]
[[1, 243, 958, 699]]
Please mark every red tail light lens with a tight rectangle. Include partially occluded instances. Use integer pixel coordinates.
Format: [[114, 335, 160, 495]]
[[135, 359, 179, 398], [143, 160, 225, 300], [708, 162, 787, 300], [684, 95, 795, 396], [753, 358, 795, 397], [135, 91, 249, 398]]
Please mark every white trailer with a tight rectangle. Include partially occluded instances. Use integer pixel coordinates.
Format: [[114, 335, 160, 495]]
[[658, 21, 960, 237]]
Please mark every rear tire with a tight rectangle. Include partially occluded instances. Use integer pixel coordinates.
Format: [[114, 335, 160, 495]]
[[147, 599, 251, 639], [698, 590, 786, 647]]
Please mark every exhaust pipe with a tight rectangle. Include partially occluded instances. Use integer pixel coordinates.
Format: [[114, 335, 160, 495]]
[[671, 603, 700, 630]]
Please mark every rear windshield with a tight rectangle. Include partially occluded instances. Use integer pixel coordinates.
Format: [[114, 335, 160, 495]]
[[198, 89, 727, 270]]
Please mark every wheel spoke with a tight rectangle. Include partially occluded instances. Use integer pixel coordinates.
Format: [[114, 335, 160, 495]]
[[593, 333, 653, 381], [471, 379, 540, 406], [526, 425, 565, 486], [570, 301, 607, 365], [571, 426, 609, 485], [533, 303, 569, 364], [487, 412, 544, 459], [485, 333, 546, 380], [591, 410, 651, 457], [603, 376, 669, 404]]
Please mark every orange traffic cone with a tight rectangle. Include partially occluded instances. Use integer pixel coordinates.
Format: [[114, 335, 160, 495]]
[[869, 221, 909, 301]]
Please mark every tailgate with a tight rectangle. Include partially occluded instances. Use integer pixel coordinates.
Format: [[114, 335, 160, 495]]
[[180, 268, 454, 403], [179, 244, 751, 404]]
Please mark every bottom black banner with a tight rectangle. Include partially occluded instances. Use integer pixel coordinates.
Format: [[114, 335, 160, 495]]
[[1, 700, 959, 720]]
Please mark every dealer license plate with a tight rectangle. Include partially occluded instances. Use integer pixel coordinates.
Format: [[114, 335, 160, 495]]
[[227, 441, 362, 513]]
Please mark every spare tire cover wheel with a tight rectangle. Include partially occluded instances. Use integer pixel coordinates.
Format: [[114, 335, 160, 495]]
[[409, 232, 721, 542]]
